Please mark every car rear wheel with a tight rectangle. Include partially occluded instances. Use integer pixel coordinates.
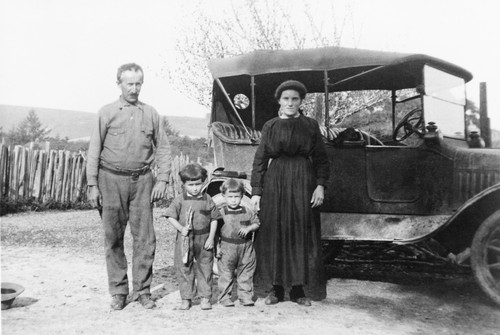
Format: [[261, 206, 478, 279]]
[[471, 210, 500, 306]]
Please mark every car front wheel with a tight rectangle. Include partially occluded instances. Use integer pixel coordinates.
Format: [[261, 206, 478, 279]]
[[471, 210, 500, 306]]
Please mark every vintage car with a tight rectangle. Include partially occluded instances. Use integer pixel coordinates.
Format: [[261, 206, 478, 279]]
[[204, 46, 500, 305]]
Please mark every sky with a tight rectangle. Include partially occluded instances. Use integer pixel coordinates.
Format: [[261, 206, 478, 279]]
[[0, 0, 499, 129]]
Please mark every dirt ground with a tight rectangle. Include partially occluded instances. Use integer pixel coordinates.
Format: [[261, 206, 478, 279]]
[[1, 209, 499, 335]]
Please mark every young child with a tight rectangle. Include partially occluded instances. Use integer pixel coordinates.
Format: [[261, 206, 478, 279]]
[[217, 178, 260, 307], [164, 163, 219, 310]]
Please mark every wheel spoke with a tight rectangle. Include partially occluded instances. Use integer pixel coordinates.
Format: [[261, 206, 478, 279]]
[[490, 237, 500, 246], [488, 262, 500, 270], [487, 245, 500, 254]]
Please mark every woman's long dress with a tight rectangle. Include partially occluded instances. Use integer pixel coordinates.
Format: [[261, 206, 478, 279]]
[[251, 115, 330, 300]]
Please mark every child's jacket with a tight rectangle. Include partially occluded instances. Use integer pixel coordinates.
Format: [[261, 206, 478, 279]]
[[219, 205, 260, 243], [164, 192, 219, 235]]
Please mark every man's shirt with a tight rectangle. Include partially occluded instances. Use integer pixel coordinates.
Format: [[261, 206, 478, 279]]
[[86, 96, 171, 185]]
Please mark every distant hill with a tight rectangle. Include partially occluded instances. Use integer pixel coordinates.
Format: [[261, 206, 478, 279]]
[[0, 105, 209, 140]]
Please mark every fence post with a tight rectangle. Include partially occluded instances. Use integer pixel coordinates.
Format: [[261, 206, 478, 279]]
[[8, 146, 14, 199], [45, 150, 56, 201], [29, 149, 39, 198], [13, 146, 23, 201], [0, 144, 7, 199], [79, 158, 86, 202], [54, 150, 65, 202], [61, 151, 70, 203], [33, 150, 46, 201]]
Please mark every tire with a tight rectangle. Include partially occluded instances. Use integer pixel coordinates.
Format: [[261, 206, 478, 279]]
[[471, 210, 500, 306]]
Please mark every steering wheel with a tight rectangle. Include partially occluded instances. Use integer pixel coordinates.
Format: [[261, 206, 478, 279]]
[[393, 108, 424, 142]]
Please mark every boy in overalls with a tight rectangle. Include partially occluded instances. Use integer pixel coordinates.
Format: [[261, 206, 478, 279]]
[[164, 163, 218, 310], [217, 179, 260, 307]]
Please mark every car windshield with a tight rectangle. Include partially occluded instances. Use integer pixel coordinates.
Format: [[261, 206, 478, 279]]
[[303, 89, 421, 146], [423, 65, 466, 139]]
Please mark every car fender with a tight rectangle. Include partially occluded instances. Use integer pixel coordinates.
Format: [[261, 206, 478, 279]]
[[433, 182, 500, 254]]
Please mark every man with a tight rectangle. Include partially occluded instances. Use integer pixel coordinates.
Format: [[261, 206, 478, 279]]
[[86, 63, 171, 310]]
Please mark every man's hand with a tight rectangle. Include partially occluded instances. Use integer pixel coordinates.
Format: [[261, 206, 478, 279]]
[[87, 185, 102, 209], [151, 181, 168, 202]]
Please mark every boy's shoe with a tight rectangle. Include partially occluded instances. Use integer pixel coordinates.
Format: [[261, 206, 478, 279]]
[[220, 299, 235, 307], [175, 299, 192, 310], [240, 299, 255, 307], [200, 297, 212, 310], [138, 294, 156, 309], [110, 294, 126, 310]]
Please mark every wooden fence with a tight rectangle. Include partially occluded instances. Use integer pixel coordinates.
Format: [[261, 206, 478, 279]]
[[0, 142, 212, 205]]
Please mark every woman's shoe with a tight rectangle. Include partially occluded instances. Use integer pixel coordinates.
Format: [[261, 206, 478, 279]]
[[264, 286, 284, 305], [264, 292, 279, 305], [295, 297, 312, 306], [289, 285, 311, 306]]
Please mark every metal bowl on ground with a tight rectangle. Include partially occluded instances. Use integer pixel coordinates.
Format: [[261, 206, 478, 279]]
[[1, 282, 25, 310]]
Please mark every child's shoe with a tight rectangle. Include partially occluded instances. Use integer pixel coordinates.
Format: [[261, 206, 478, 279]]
[[200, 297, 212, 310], [240, 299, 254, 307], [175, 299, 191, 310], [220, 299, 235, 307]]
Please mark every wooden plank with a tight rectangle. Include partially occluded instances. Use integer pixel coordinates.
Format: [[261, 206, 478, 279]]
[[71, 153, 81, 202], [45, 150, 56, 202], [22, 147, 30, 199], [50, 151, 58, 200], [13, 146, 22, 201], [33, 150, 46, 201], [55, 150, 65, 201], [65, 151, 73, 202], [61, 151, 71, 203], [27, 143, 34, 197], [0, 144, 7, 199], [79, 159, 86, 202], [29, 150, 39, 198], [8, 146, 14, 199]]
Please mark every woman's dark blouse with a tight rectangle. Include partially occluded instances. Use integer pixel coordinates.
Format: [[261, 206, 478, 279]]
[[251, 115, 329, 195]]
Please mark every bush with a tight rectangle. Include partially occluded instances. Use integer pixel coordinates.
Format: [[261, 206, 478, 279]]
[[0, 197, 93, 216]]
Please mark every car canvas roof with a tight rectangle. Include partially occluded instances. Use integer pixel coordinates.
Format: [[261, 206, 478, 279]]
[[208, 46, 473, 92]]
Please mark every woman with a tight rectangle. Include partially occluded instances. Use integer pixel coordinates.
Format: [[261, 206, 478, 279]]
[[251, 80, 330, 306]]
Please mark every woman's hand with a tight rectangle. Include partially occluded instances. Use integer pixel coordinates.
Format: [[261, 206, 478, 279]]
[[204, 238, 214, 250], [251, 195, 261, 212], [310, 185, 324, 208]]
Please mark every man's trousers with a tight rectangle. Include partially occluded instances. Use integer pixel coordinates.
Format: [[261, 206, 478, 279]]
[[98, 169, 155, 298]]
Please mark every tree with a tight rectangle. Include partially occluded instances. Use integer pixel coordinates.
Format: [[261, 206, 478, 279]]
[[162, 116, 180, 137], [7, 110, 51, 145], [164, 0, 357, 112]]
